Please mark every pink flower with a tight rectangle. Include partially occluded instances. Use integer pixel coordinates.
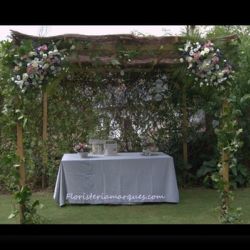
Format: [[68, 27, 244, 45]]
[[203, 40, 213, 48], [74, 142, 90, 152], [193, 52, 201, 61], [222, 66, 231, 75], [38, 44, 48, 51], [27, 65, 34, 74], [212, 56, 219, 64]]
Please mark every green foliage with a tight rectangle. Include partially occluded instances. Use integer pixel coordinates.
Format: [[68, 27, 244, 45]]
[[8, 185, 46, 224], [215, 191, 242, 224], [197, 159, 218, 188]]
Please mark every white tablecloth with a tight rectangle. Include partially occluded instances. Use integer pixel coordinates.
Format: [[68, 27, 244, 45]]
[[53, 152, 179, 206]]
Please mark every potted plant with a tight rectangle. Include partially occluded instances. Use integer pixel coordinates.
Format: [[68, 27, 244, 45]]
[[73, 143, 91, 158]]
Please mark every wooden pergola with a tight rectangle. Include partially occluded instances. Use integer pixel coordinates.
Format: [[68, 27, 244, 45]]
[[11, 30, 184, 69], [11, 30, 238, 68], [10, 30, 239, 222]]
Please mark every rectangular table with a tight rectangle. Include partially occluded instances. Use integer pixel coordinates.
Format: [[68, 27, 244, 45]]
[[53, 152, 179, 206]]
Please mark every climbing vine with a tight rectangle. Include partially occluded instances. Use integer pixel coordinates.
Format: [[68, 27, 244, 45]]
[[0, 38, 68, 223], [180, 39, 242, 223]]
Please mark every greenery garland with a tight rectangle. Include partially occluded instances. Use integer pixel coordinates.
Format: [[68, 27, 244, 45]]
[[0, 39, 68, 223], [180, 40, 243, 223]]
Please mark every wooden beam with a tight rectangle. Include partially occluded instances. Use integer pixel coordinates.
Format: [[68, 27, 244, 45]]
[[221, 99, 230, 193], [69, 55, 178, 67], [16, 121, 25, 224], [10, 30, 183, 45], [42, 89, 48, 189], [181, 85, 188, 167]]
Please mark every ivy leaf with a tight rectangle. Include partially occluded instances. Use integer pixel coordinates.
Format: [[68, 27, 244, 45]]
[[23, 118, 28, 128], [231, 166, 237, 176], [240, 94, 250, 104], [8, 212, 17, 219], [111, 59, 120, 66]]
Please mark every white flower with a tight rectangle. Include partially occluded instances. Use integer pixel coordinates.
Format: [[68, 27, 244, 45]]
[[16, 75, 21, 80], [32, 61, 38, 68], [204, 47, 210, 53], [15, 80, 24, 89], [22, 73, 29, 80], [215, 65, 220, 70], [29, 51, 37, 57], [34, 57, 39, 61], [200, 51, 205, 56], [180, 58, 184, 63], [43, 64, 49, 69], [200, 82, 204, 87], [43, 54, 48, 58], [184, 41, 191, 51], [218, 72, 224, 79], [189, 51, 194, 56], [48, 51, 53, 55], [186, 56, 193, 63]]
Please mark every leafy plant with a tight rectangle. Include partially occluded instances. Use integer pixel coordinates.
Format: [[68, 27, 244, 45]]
[[197, 159, 218, 188], [8, 184, 46, 224]]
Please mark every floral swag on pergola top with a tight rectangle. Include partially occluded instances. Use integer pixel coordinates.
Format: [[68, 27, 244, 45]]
[[12, 42, 66, 92], [179, 40, 234, 88]]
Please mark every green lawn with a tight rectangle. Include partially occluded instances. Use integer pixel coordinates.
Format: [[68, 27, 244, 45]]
[[1, 187, 250, 224]]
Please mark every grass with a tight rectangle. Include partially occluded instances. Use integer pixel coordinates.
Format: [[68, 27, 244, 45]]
[[1, 187, 250, 224]]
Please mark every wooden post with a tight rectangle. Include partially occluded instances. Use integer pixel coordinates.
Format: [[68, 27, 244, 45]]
[[181, 86, 188, 167], [222, 150, 229, 192], [16, 121, 25, 224], [221, 99, 230, 193], [42, 90, 48, 189]]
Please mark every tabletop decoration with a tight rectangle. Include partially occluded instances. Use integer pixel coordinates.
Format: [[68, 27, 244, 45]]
[[73, 142, 91, 158]]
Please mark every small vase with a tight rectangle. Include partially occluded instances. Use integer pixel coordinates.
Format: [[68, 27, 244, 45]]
[[78, 152, 88, 158], [142, 149, 152, 156]]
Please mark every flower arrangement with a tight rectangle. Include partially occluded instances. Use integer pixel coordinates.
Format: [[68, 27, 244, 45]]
[[179, 40, 233, 88], [12, 42, 66, 92], [73, 143, 91, 153], [141, 136, 158, 155]]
